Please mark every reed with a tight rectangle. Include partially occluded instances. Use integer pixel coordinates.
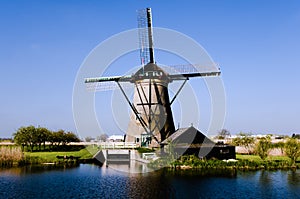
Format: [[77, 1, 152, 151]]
[[0, 146, 24, 167]]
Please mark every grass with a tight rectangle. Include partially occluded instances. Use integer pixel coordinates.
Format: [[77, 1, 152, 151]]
[[25, 145, 99, 164], [136, 147, 155, 153], [236, 154, 298, 162]]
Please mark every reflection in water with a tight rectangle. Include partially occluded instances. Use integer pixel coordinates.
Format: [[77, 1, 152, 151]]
[[0, 164, 299, 199], [0, 167, 23, 176], [102, 163, 238, 198], [0, 164, 80, 176], [259, 170, 272, 185], [287, 170, 300, 185], [104, 160, 154, 174]]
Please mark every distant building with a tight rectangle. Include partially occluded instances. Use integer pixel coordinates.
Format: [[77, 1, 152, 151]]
[[162, 126, 236, 160], [108, 135, 125, 142]]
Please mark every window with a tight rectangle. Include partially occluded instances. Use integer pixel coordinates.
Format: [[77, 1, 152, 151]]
[[220, 149, 229, 154]]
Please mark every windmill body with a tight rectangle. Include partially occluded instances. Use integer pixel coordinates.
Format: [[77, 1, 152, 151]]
[[125, 63, 175, 146]]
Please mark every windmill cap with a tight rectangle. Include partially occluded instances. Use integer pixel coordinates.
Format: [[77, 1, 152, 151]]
[[133, 63, 169, 81]]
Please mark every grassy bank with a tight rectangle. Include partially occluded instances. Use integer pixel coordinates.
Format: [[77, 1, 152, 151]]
[[3, 145, 299, 171], [236, 154, 292, 162], [0, 145, 99, 167], [148, 154, 300, 171]]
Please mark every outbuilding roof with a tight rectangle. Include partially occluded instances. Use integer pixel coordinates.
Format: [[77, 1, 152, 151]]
[[162, 126, 215, 146]]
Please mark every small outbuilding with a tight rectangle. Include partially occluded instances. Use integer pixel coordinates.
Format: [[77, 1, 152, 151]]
[[162, 126, 235, 160]]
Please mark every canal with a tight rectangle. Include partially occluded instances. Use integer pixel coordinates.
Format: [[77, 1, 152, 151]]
[[0, 164, 299, 198]]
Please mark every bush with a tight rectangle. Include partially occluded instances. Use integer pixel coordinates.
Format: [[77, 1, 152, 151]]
[[285, 138, 300, 165], [136, 147, 155, 153], [255, 136, 271, 160]]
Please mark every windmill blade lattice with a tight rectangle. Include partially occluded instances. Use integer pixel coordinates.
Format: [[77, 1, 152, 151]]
[[86, 81, 133, 92], [137, 8, 150, 65], [160, 63, 220, 75]]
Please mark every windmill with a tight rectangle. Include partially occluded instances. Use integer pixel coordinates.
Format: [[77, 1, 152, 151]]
[[85, 8, 221, 147]]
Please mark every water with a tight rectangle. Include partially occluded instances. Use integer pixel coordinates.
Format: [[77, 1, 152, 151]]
[[0, 164, 299, 199]]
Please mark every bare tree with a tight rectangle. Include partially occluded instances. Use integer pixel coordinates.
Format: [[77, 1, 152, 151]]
[[215, 129, 231, 139], [97, 134, 108, 142]]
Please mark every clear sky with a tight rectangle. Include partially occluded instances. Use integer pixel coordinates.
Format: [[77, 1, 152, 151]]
[[0, 0, 300, 138]]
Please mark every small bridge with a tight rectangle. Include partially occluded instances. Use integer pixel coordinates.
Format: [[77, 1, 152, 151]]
[[106, 150, 131, 164], [93, 149, 132, 165]]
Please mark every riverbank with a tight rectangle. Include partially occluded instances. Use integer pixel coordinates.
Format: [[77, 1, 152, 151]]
[[148, 154, 300, 171], [0, 145, 99, 167], [1, 145, 299, 171]]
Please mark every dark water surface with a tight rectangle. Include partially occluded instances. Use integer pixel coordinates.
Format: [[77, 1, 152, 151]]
[[0, 164, 299, 199]]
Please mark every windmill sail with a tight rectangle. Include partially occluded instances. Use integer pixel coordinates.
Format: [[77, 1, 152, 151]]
[[137, 9, 150, 66], [137, 8, 155, 65], [84, 75, 133, 92], [84, 63, 220, 91], [85, 81, 133, 92], [160, 64, 220, 80]]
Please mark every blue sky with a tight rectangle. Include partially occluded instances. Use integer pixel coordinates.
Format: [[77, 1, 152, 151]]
[[0, 0, 300, 138]]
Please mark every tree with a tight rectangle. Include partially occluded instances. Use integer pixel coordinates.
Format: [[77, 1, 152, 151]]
[[292, 134, 300, 139], [255, 136, 272, 160], [13, 126, 80, 151], [36, 127, 51, 150], [215, 129, 231, 140], [85, 136, 93, 142], [285, 138, 300, 165], [232, 132, 255, 154], [63, 132, 80, 145], [97, 134, 108, 142], [52, 130, 65, 146], [273, 141, 285, 155], [13, 126, 38, 152], [13, 127, 29, 150]]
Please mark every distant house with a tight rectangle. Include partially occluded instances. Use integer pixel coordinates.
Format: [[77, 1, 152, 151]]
[[162, 126, 235, 160], [108, 135, 125, 142]]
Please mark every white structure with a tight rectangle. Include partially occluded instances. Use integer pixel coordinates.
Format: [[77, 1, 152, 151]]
[[108, 135, 124, 142]]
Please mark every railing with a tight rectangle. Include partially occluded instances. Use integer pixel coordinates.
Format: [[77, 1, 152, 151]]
[[97, 142, 138, 149], [106, 150, 131, 164], [142, 152, 157, 160]]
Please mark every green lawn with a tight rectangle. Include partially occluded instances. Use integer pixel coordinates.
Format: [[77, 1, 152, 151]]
[[25, 145, 99, 163]]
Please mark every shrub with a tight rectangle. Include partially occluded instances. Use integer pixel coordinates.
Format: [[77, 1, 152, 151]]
[[285, 138, 300, 165], [232, 132, 255, 154], [136, 147, 155, 153], [255, 136, 271, 160]]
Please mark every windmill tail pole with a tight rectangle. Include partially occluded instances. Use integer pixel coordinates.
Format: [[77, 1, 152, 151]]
[[146, 8, 155, 63]]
